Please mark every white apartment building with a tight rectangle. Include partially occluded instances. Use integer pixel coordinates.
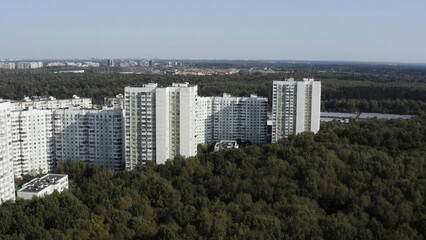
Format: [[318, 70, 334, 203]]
[[156, 83, 198, 164], [11, 95, 92, 111], [0, 62, 16, 69], [210, 93, 268, 145], [0, 102, 15, 203], [16, 62, 43, 69], [272, 78, 321, 142], [11, 108, 55, 177], [125, 84, 157, 169], [53, 109, 124, 171], [125, 83, 199, 167], [125, 83, 268, 169], [195, 96, 213, 145]]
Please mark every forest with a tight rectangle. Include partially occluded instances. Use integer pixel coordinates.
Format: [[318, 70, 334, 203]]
[[0, 116, 424, 239], [0, 70, 425, 114]]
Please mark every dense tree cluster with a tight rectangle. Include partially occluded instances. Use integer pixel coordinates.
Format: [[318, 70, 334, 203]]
[[0, 71, 425, 114], [0, 116, 424, 239], [322, 99, 425, 115]]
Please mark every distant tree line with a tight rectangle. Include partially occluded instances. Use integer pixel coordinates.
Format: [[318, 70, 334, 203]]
[[0, 71, 425, 114], [0, 116, 424, 239]]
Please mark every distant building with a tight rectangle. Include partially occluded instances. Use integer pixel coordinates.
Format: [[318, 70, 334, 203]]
[[272, 78, 321, 142], [65, 62, 82, 67], [56, 70, 85, 74], [82, 62, 100, 68], [0, 102, 16, 203], [357, 113, 413, 120], [214, 140, 239, 152], [148, 59, 154, 67], [17, 174, 68, 200], [16, 62, 43, 69], [107, 59, 114, 67], [119, 60, 137, 68], [0, 62, 16, 69]]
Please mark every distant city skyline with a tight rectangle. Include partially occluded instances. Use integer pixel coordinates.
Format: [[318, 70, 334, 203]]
[[1, 0, 425, 63]]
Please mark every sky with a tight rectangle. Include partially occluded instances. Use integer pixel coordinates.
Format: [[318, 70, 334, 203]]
[[1, 0, 425, 63]]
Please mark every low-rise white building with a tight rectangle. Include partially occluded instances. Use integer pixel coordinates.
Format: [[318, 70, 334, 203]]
[[214, 140, 239, 152], [17, 174, 68, 200]]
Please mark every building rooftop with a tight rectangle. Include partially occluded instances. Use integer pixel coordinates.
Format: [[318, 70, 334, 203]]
[[17, 174, 68, 193], [214, 140, 239, 152]]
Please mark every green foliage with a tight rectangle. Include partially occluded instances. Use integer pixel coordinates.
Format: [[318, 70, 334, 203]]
[[0, 71, 425, 114], [0, 116, 425, 239]]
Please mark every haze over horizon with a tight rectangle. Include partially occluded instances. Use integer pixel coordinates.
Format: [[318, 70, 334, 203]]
[[1, 0, 425, 63]]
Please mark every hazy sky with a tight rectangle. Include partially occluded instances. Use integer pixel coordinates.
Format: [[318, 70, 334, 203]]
[[1, 0, 425, 63]]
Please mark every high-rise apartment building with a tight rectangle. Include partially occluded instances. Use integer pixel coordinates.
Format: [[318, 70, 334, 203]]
[[210, 93, 268, 145], [0, 102, 15, 203], [156, 83, 199, 164], [124, 83, 199, 167], [53, 109, 124, 171], [195, 96, 213, 145], [272, 78, 321, 142], [125, 84, 157, 169], [0, 62, 16, 69], [125, 83, 268, 169], [11, 108, 55, 177], [2, 83, 271, 176]]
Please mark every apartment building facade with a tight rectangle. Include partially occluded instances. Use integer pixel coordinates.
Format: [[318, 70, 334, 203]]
[[11, 108, 55, 177], [124, 83, 200, 167], [210, 93, 268, 145], [0, 102, 15, 203], [124, 84, 157, 169], [124, 83, 268, 169], [53, 109, 124, 171], [272, 78, 321, 142]]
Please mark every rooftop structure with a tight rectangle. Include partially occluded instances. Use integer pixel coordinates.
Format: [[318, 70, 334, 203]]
[[214, 140, 239, 152], [11, 95, 92, 111], [17, 174, 68, 200]]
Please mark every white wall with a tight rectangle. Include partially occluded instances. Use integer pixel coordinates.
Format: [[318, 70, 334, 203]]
[[0, 102, 15, 203]]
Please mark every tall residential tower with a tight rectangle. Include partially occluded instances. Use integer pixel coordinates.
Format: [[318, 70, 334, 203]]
[[124, 83, 199, 168], [0, 102, 15, 203], [272, 78, 321, 142]]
